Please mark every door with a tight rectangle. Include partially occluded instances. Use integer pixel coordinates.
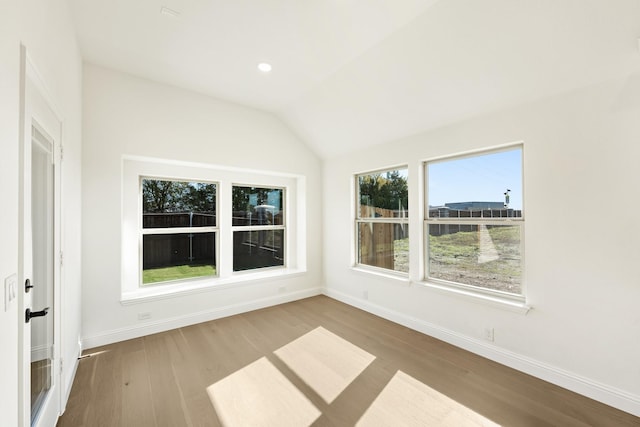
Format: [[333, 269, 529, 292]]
[[19, 49, 62, 427]]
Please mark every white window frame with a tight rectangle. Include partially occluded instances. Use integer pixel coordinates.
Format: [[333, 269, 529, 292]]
[[231, 184, 287, 272], [354, 166, 409, 276], [139, 176, 219, 285], [424, 145, 525, 303], [121, 156, 305, 303]]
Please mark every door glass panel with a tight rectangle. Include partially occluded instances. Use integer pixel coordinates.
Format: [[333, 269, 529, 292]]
[[30, 126, 54, 423]]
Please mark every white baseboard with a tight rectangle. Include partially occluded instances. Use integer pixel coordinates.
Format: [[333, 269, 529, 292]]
[[60, 340, 82, 413], [323, 288, 640, 418], [81, 287, 322, 349], [31, 344, 49, 362]]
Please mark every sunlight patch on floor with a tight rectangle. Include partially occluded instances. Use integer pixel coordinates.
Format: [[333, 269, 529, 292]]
[[357, 370, 500, 427], [274, 326, 376, 403], [206, 357, 321, 427], [206, 330, 499, 426]]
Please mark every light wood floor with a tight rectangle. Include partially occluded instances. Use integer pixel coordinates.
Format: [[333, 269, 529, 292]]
[[57, 296, 640, 426]]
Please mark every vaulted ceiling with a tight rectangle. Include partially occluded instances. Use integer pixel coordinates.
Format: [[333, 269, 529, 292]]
[[69, 0, 640, 158]]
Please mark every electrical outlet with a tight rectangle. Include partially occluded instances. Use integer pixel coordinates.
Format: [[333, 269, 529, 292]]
[[483, 327, 494, 342], [138, 312, 151, 320], [363, 290, 369, 300]]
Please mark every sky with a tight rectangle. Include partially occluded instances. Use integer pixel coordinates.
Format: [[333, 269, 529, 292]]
[[427, 148, 522, 210]]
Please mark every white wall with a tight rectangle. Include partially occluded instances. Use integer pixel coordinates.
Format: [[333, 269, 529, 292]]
[[81, 64, 323, 347], [0, 0, 83, 424], [0, 4, 21, 425], [323, 74, 640, 415]]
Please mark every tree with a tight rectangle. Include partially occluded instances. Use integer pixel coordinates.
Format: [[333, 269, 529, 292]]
[[359, 171, 407, 212], [385, 170, 408, 212], [232, 186, 271, 212], [142, 179, 215, 213]]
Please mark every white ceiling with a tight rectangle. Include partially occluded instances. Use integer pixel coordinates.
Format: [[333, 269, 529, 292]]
[[69, 0, 640, 159]]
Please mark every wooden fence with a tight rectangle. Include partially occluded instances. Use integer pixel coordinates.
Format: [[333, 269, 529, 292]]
[[359, 207, 406, 270], [143, 212, 215, 228], [143, 232, 215, 269], [427, 207, 522, 236], [143, 213, 215, 269]]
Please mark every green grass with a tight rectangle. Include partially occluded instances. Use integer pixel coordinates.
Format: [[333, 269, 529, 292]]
[[394, 237, 409, 253], [428, 230, 478, 262], [143, 263, 216, 285], [393, 237, 410, 273], [428, 226, 521, 293]]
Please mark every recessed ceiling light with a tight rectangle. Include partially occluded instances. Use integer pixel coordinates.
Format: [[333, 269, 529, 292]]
[[160, 6, 180, 18], [257, 63, 272, 73]]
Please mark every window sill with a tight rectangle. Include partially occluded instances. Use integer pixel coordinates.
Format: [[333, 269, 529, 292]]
[[121, 268, 307, 305], [351, 266, 411, 285], [414, 280, 532, 314]]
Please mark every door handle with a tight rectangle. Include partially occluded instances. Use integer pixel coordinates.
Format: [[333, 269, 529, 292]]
[[25, 307, 49, 323]]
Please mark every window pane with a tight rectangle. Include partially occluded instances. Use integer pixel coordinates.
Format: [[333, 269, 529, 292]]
[[358, 223, 409, 273], [358, 169, 408, 219], [428, 224, 521, 294], [142, 179, 216, 228], [233, 230, 284, 271], [232, 186, 284, 226], [142, 232, 216, 284], [427, 148, 522, 218]]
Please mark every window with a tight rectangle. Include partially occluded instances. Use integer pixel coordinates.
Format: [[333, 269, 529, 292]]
[[356, 167, 409, 274], [232, 186, 285, 271], [425, 146, 523, 298], [121, 157, 305, 302], [141, 178, 217, 285]]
